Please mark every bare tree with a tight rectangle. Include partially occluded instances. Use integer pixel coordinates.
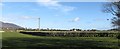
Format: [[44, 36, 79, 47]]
[[103, 1, 120, 30], [111, 17, 120, 29]]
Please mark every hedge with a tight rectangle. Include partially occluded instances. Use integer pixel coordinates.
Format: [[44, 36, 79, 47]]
[[19, 31, 119, 37]]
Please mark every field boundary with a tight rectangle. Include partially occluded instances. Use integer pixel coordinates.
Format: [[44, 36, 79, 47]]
[[20, 31, 119, 37]]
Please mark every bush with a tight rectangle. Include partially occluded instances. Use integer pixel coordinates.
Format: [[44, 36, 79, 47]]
[[117, 34, 120, 39]]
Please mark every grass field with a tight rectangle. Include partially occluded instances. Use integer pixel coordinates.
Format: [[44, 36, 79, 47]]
[[1, 32, 120, 49]]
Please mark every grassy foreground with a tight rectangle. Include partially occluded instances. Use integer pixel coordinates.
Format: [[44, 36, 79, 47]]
[[1, 32, 120, 49]]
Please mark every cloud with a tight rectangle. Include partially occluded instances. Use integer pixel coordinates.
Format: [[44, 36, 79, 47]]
[[0, 3, 5, 10], [70, 17, 80, 22], [21, 16, 31, 19], [31, 8, 40, 11], [21, 16, 40, 20], [0, 3, 3, 9], [37, 0, 60, 7], [0, 3, 3, 6], [37, 0, 76, 13], [54, 14, 59, 16], [3, 0, 119, 2], [0, 16, 15, 23], [74, 17, 80, 22]]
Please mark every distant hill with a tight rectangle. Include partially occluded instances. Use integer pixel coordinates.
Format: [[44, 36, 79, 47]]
[[0, 21, 24, 29]]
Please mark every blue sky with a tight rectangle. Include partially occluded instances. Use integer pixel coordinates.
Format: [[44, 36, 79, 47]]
[[1, 1, 115, 30]]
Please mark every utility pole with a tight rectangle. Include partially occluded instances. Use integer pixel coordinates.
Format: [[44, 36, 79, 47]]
[[38, 17, 40, 31]]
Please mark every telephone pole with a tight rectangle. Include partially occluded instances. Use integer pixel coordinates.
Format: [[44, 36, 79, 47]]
[[38, 17, 40, 30]]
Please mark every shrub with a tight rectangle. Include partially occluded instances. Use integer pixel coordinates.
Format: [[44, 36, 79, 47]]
[[117, 34, 120, 39]]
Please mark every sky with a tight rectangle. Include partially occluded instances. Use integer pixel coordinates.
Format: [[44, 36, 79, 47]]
[[1, 0, 116, 30]]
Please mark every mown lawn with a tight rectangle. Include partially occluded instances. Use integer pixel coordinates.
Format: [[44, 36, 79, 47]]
[[1, 32, 120, 49]]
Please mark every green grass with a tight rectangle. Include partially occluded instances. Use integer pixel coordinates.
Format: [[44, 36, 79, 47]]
[[2, 32, 120, 49]]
